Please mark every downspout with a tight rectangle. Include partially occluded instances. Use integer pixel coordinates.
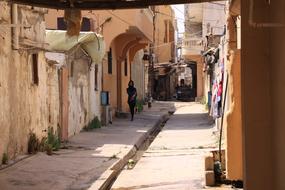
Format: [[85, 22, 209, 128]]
[[12, 4, 19, 50]]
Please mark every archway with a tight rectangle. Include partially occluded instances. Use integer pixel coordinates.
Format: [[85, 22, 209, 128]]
[[103, 32, 150, 113]]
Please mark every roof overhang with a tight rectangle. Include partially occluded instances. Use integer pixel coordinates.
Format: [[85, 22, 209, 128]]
[[6, 0, 225, 10]]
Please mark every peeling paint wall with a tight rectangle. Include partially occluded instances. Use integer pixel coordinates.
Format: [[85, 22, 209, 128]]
[[89, 63, 102, 120], [68, 50, 90, 136], [67, 48, 102, 136], [0, 3, 59, 161]]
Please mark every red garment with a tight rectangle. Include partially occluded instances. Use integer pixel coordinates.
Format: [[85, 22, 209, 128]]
[[217, 83, 223, 98]]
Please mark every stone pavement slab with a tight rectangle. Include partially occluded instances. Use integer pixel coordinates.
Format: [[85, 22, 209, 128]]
[[0, 102, 173, 190], [111, 103, 230, 190]]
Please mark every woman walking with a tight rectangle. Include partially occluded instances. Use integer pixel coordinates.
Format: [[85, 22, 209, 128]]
[[127, 80, 137, 121]]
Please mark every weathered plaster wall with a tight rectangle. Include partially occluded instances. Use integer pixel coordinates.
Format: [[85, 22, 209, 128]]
[[0, 3, 59, 161], [89, 63, 102, 121], [46, 63, 60, 132], [68, 51, 90, 136]]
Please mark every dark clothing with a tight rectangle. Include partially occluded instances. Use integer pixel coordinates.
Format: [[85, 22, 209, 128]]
[[127, 86, 137, 103], [127, 86, 137, 120], [128, 101, 136, 121]]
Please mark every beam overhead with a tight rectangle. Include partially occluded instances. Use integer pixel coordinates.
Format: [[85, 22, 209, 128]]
[[6, 0, 225, 10]]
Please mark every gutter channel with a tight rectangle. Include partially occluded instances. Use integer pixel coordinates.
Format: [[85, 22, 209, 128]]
[[101, 113, 171, 190]]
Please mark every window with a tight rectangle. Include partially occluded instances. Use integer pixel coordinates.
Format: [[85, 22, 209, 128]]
[[57, 17, 91, 31], [107, 48, 112, 74], [57, 17, 66, 30], [81, 17, 91, 31], [124, 58, 128, 76], [31, 53, 39, 85], [94, 64, 98, 91]]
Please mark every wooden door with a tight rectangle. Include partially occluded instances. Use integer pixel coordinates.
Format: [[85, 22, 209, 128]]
[[59, 67, 69, 141]]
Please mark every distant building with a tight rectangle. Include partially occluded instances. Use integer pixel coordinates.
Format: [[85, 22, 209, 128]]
[[152, 5, 178, 100]]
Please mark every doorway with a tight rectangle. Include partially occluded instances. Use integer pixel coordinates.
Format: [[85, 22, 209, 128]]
[[177, 61, 197, 101], [59, 67, 69, 141], [188, 62, 197, 99]]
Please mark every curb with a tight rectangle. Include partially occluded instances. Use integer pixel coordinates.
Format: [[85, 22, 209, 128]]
[[0, 154, 32, 171], [88, 113, 169, 190]]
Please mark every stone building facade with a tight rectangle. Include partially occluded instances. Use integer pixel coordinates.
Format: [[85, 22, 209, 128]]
[[0, 2, 59, 161]]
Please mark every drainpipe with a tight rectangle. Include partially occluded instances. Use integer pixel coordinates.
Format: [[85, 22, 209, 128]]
[[12, 4, 19, 50]]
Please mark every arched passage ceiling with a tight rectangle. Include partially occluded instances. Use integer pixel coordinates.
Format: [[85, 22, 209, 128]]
[[6, 0, 224, 10]]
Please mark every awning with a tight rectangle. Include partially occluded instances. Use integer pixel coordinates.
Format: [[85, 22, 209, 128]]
[[45, 30, 105, 63]]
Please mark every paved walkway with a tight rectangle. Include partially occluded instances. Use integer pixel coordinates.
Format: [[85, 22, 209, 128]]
[[111, 103, 230, 190], [0, 102, 173, 190]]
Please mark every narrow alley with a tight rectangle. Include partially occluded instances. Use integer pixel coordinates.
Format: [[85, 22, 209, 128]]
[[3, 0, 285, 189], [112, 103, 218, 190]]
